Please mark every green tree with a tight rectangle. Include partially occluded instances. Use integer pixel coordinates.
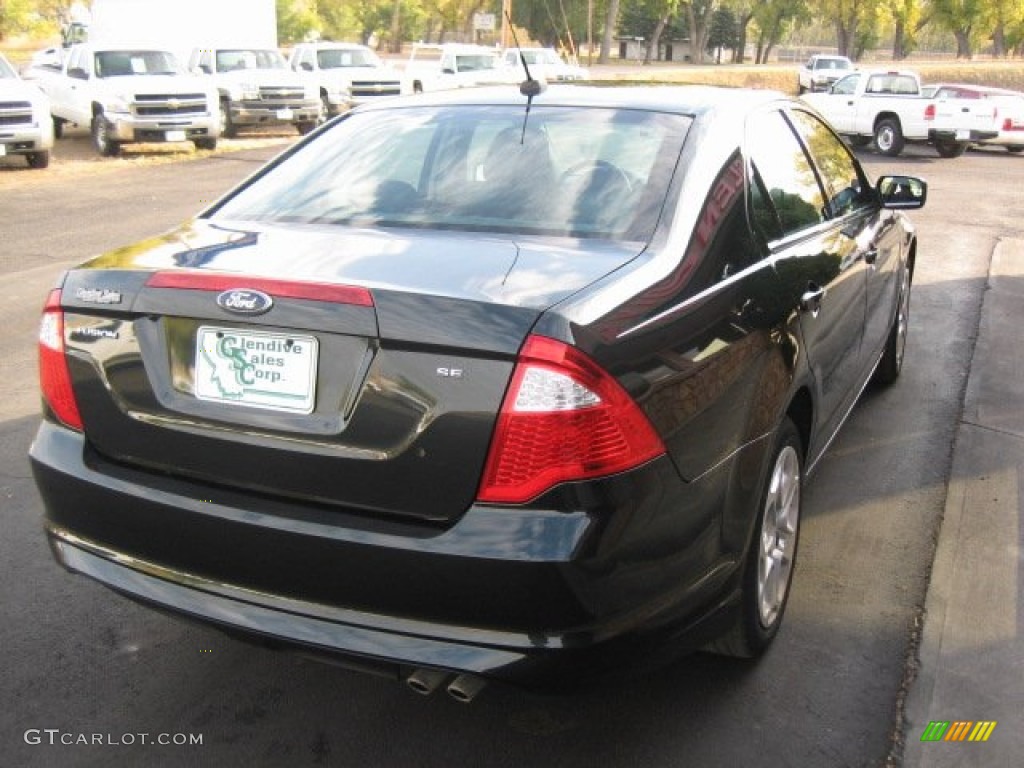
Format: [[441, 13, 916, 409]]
[[931, 0, 994, 57], [751, 0, 806, 63], [684, 0, 718, 63], [707, 5, 737, 60]]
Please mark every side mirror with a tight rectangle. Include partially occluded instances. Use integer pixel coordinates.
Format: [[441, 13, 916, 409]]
[[300, 62, 313, 71], [68, 67, 88, 80], [877, 175, 927, 210]]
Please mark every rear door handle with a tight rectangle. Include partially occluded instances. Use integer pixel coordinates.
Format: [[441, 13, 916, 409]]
[[864, 248, 879, 265]]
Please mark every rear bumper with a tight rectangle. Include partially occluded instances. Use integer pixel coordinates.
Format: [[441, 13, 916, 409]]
[[928, 128, 999, 143], [30, 420, 741, 685]]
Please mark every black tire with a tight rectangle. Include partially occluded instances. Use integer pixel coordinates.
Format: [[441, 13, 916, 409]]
[[874, 118, 904, 157], [295, 121, 317, 136], [52, 116, 64, 140], [27, 150, 51, 169], [934, 139, 968, 158], [874, 257, 912, 386], [219, 100, 237, 139], [193, 137, 217, 151], [707, 417, 803, 658], [91, 114, 121, 157], [1007, 146, 1024, 154]]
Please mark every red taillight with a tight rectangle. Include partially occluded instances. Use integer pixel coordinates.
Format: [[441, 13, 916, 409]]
[[924, 103, 936, 121], [39, 289, 83, 431], [476, 335, 665, 504]]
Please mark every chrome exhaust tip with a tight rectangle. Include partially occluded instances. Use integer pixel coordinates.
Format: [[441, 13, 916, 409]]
[[446, 673, 486, 703], [405, 668, 449, 696]]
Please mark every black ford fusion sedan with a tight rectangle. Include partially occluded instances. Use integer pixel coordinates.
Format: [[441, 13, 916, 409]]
[[31, 84, 926, 700]]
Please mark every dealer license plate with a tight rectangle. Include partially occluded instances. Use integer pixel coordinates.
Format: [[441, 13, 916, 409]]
[[166, 130, 187, 142], [194, 327, 318, 413], [955, 129, 970, 141], [0, 144, 6, 156], [276, 108, 293, 120]]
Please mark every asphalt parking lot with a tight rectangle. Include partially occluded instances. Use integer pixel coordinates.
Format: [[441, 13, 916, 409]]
[[1, 133, 1020, 767]]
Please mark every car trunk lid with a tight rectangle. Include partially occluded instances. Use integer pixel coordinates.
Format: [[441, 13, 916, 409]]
[[57, 219, 643, 524]]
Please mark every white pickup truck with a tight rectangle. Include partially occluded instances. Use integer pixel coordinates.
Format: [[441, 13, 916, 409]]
[[188, 47, 321, 137], [0, 52, 53, 169], [801, 69, 998, 157], [288, 42, 408, 116], [27, 43, 219, 156], [406, 44, 513, 94]]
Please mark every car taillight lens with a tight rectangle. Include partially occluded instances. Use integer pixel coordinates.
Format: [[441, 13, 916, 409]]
[[476, 335, 665, 504], [924, 103, 936, 121], [39, 289, 83, 431]]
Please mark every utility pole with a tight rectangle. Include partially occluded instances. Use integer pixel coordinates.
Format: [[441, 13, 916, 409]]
[[501, 0, 512, 49]]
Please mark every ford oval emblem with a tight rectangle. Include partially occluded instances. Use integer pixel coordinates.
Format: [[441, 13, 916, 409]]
[[216, 288, 274, 315]]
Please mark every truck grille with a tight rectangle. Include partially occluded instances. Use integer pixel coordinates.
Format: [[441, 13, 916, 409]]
[[133, 93, 208, 118], [350, 80, 402, 99], [0, 101, 33, 127], [259, 86, 305, 101]]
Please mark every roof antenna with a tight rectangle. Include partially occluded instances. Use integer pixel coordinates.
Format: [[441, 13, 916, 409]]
[[506, 10, 545, 143]]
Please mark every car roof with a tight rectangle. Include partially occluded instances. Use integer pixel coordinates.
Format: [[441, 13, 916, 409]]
[[302, 42, 371, 50], [358, 83, 787, 118]]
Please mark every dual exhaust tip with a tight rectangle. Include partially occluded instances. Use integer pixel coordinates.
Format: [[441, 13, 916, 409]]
[[406, 668, 486, 703]]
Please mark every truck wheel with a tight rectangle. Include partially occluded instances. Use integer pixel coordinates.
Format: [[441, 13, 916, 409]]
[[27, 150, 51, 169], [91, 115, 121, 157], [934, 140, 968, 158], [1007, 146, 1023, 154], [296, 121, 317, 136], [874, 118, 904, 157], [52, 116, 65, 140], [219, 101, 237, 139], [193, 137, 217, 151]]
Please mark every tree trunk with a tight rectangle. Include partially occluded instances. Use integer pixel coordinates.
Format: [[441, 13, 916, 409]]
[[992, 23, 1006, 57], [686, 5, 705, 65], [599, 0, 621, 64], [388, 0, 402, 54], [645, 15, 668, 64], [954, 28, 972, 59], [735, 12, 753, 63], [892, 19, 906, 60]]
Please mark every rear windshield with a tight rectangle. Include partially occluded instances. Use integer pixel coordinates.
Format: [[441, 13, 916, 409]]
[[211, 104, 691, 241]]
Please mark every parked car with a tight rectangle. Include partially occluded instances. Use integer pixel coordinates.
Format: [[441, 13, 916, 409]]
[[922, 83, 1024, 153], [0, 52, 54, 168], [798, 54, 854, 93], [289, 41, 408, 116], [501, 47, 588, 81], [30, 84, 925, 697]]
